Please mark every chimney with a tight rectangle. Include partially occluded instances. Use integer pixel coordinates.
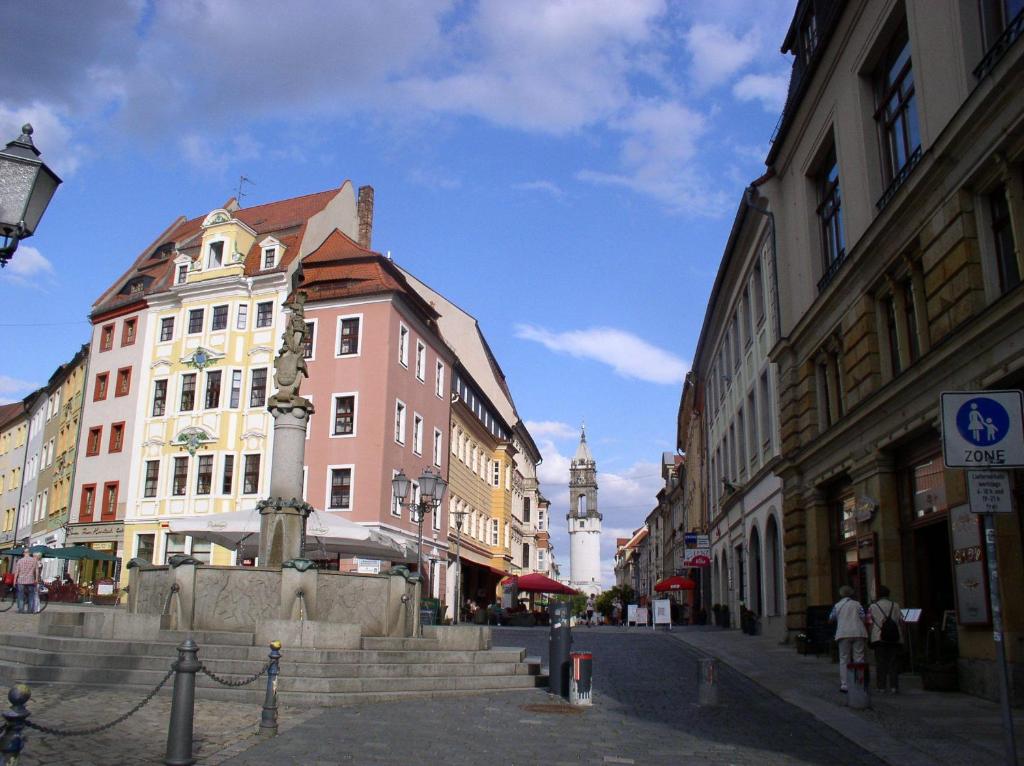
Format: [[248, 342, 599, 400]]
[[357, 185, 374, 249]]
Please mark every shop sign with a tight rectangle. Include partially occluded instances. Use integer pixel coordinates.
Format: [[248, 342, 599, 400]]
[[949, 503, 990, 625], [853, 495, 877, 523], [355, 558, 381, 574], [967, 470, 1013, 514], [683, 548, 711, 566], [92, 542, 114, 551], [941, 390, 1024, 468]]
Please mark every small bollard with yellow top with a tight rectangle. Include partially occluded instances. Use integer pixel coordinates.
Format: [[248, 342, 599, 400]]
[[259, 640, 282, 737]]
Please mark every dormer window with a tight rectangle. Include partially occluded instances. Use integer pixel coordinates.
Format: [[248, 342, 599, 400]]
[[207, 241, 225, 269], [176, 264, 188, 284], [263, 247, 277, 270], [259, 237, 283, 271]]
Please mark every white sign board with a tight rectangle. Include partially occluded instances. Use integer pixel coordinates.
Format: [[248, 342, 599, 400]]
[[940, 390, 1024, 468], [968, 470, 1013, 514], [901, 608, 922, 623], [627, 604, 638, 625], [653, 599, 672, 626], [355, 558, 381, 574], [96, 582, 114, 596], [683, 547, 711, 566]]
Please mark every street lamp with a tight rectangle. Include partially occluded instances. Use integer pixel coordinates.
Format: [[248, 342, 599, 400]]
[[392, 467, 448, 593], [451, 506, 467, 624], [0, 124, 62, 268]]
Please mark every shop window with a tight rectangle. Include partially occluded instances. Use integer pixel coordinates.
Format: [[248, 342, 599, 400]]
[[136, 534, 155, 563]]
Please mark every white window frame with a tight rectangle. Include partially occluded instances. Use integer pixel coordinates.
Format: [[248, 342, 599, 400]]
[[415, 341, 426, 382], [432, 501, 441, 531], [330, 391, 358, 439], [206, 237, 227, 270], [433, 428, 443, 467], [394, 399, 406, 445], [412, 413, 424, 455], [492, 460, 501, 487], [236, 304, 248, 330], [303, 317, 318, 361], [324, 463, 355, 511], [336, 314, 363, 358], [262, 246, 277, 270], [391, 469, 402, 517], [435, 360, 445, 398], [398, 323, 409, 368]]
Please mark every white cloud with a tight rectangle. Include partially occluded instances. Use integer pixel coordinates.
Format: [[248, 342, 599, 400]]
[[512, 180, 565, 198], [684, 23, 761, 91], [0, 102, 84, 178], [525, 420, 578, 440], [0, 374, 39, 404], [515, 324, 688, 385], [733, 73, 789, 113], [1, 245, 55, 289]]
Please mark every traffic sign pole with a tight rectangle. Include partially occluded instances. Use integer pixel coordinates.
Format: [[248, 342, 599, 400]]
[[982, 509, 1018, 766]]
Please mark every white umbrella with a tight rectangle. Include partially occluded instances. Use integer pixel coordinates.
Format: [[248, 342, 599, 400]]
[[167, 508, 416, 563]]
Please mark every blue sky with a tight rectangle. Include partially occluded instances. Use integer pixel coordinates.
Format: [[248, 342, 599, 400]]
[[1, 0, 795, 583]]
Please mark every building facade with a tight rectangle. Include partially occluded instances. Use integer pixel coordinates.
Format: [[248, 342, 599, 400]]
[[0, 404, 28, 553], [763, 0, 1024, 699]]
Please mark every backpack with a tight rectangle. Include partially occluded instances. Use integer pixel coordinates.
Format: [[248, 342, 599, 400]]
[[878, 603, 899, 644]]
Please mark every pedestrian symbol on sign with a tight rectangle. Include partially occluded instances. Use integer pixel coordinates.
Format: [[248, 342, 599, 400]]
[[956, 398, 1009, 446]]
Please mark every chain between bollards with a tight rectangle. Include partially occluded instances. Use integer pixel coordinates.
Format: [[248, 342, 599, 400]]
[[259, 640, 282, 737], [0, 684, 31, 765]]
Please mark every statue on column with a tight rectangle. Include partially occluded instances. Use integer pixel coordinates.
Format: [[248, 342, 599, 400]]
[[269, 291, 312, 411]]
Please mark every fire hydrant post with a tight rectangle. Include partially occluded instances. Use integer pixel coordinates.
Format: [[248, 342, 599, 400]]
[[569, 652, 593, 705], [846, 662, 870, 709], [698, 657, 719, 706]]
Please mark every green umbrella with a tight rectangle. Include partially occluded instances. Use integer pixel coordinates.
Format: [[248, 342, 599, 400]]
[[3, 545, 54, 557], [52, 545, 118, 561]]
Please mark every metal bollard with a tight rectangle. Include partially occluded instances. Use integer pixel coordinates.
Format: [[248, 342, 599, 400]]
[[259, 640, 282, 737], [548, 601, 572, 699], [569, 652, 593, 706], [0, 684, 31, 765], [697, 657, 719, 706], [846, 662, 871, 710], [164, 638, 200, 766]]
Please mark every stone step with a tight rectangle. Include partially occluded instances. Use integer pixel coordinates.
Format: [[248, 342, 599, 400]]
[[360, 637, 441, 651], [159, 629, 256, 646]]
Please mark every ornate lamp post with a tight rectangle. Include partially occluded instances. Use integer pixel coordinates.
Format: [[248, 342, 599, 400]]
[[0, 124, 62, 268], [451, 507, 467, 624], [391, 467, 448, 591]]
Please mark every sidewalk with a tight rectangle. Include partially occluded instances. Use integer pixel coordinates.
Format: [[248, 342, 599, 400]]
[[665, 625, 1024, 766]]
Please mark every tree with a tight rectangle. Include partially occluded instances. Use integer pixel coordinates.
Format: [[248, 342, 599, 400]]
[[595, 585, 635, 618]]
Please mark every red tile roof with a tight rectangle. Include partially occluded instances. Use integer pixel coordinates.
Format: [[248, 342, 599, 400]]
[[0, 402, 25, 430]]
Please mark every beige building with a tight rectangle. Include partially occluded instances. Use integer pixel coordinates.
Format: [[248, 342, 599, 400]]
[[761, 0, 1024, 699]]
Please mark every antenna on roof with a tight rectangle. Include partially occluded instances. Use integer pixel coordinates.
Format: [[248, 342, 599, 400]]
[[236, 175, 255, 205]]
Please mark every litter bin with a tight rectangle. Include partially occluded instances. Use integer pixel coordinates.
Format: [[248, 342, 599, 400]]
[[548, 601, 571, 698], [569, 651, 593, 705]]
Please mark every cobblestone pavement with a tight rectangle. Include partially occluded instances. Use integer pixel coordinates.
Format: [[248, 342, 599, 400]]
[[221, 628, 883, 765], [10, 684, 321, 765]]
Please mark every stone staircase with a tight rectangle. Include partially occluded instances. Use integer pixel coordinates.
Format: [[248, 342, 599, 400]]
[[0, 626, 546, 706]]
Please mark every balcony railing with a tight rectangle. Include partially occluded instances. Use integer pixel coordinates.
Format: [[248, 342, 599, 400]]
[[875, 146, 922, 212], [817, 250, 849, 293], [974, 9, 1024, 81]]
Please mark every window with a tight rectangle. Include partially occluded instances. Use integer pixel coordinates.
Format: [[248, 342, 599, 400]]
[[180, 373, 197, 411], [144, 461, 159, 498], [100, 324, 114, 352], [798, 5, 818, 65], [391, 469, 402, 517], [338, 316, 360, 356], [109, 422, 125, 453], [222, 454, 235, 494], [249, 369, 267, 408], [236, 304, 248, 330], [211, 304, 228, 331], [263, 247, 277, 269], [492, 460, 500, 487], [172, 457, 188, 496], [303, 322, 315, 359], [435, 361, 445, 398], [164, 534, 186, 563], [748, 390, 759, 460], [115, 367, 131, 397], [177, 264, 188, 285], [523, 497, 532, 523], [207, 240, 224, 269], [332, 395, 356, 436], [122, 318, 137, 346], [433, 500, 441, 531], [818, 145, 845, 273], [732, 314, 741, 367], [752, 261, 766, 325], [160, 317, 175, 342], [398, 324, 409, 367], [204, 371, 222, 409], [243, 454, 261, 494], [196, 455, 213, 495], [94, 372, 109, 401], [394, 400, 406, 444], [328, 468, 352, 509], [256, 301, 273, 328], [415, 341, 426, 381], [902, 279, 920, 364], [136, 534, 155, 563], [229, 370, 242, 408], [80, 485, 96, 521], [875, 27, 920, 184], [191, 540, 212, 564], [491, 519, 499, 546], [979, 0, 1024, 51], [413, 414, 423, 455], [101, 482, 118, 520], [759, 372, 772, 446], [990, 185, 1021, 294], [433, 428, 442, 467], [188, 309, 204, 334], [86, 426, 102, 457]]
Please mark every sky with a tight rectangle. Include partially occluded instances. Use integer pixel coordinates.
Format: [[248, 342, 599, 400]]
[[0, 0, 795, 585]]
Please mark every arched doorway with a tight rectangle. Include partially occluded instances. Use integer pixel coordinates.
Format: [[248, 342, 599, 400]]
[[748, 526, 763, 615], [765, 514, 783, 616]]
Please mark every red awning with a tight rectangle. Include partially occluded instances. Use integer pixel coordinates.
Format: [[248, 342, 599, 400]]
[[506, 573, 578, 595], [654, 575, 697, 592]]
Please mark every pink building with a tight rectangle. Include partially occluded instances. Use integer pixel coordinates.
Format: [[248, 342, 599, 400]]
[[301, 230, 454, 598]]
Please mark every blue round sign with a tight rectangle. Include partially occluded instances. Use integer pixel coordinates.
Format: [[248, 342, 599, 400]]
[[956, 397, 1010, 446]]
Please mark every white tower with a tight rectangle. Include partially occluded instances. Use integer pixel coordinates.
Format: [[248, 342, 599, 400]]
[[567, 424, 602, 597]]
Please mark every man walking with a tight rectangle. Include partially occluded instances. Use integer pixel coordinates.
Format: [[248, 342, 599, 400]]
[[829, 585, 867, 693], [13, 547, 39, 614]]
